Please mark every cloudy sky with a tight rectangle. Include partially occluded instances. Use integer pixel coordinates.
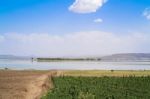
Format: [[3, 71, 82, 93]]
[[0, 0, 150, 57]]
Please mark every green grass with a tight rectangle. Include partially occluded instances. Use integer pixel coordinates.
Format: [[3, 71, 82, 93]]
[[42, 76, 150, 99]]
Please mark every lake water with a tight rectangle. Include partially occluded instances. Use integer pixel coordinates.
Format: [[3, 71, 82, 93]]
[[0, 59, 150, 70]]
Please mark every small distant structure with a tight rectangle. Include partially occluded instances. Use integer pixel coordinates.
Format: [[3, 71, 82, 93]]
[[111, 70, 114, 72], [31, 57, 37, 62], [4, 67, 9, 70], [31, 57, 34, 62]]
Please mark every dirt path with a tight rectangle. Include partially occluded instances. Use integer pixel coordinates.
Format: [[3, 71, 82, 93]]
[[26, 75, 52, 99]]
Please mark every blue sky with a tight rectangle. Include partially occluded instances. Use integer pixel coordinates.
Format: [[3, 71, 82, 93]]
[[0, 0, 150, 56]]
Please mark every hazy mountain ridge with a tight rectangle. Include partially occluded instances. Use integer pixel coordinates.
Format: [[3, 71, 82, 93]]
[[0, 55, 30, 60], [101, 53, 150, 61]]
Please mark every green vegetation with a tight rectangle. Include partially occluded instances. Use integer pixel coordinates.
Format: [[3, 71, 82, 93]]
[[37, 58, 100, 62], [42, 76, 150, 99]]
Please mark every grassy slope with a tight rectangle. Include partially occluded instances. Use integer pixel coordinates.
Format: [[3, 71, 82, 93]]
[[42, 76, 150, 99]]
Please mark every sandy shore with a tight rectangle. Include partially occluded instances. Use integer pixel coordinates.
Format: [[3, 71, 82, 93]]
[[0, 70, 55, 99]]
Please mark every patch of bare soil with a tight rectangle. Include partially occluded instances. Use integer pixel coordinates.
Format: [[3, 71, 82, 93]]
[[0, 70, 55, 99]]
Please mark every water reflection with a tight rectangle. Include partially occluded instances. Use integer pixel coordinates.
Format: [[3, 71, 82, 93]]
[[0, 59, 150, 70]]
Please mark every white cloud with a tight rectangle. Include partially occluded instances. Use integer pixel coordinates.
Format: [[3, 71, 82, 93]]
[[143, 7, 150, 20], [0, 35, 4, 42], [94, 18, 103, 23], [69, 0, 107, 13], [0, 31, 150, 57]]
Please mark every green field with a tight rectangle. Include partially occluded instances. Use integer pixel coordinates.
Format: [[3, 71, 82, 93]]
[[63, 70, 150, 77], [42, 76, 150, 99]]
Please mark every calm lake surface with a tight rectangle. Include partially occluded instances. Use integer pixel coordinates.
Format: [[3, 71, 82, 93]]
[[0, 59, 150, 70]]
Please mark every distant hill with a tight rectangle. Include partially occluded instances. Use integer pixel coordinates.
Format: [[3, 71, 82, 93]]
[[0, 55, 31, 60], [101, 53, 150, 62]]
